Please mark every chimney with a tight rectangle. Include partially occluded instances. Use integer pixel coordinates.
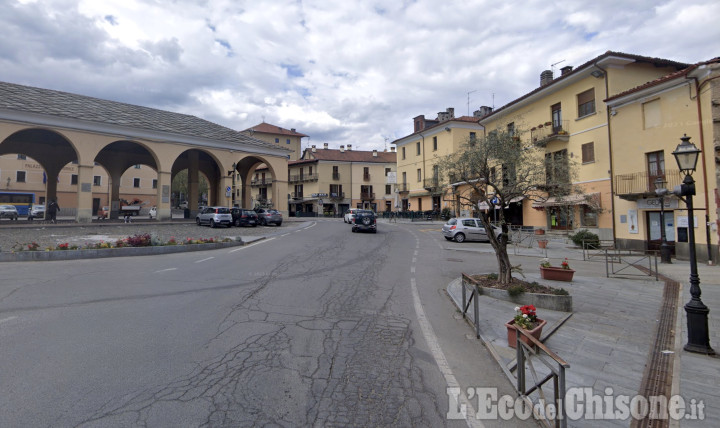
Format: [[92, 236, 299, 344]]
[[372, 149, 378, 157], [447, 107, 454, 118], [340, 145, 345, 153], [561, 66, 573, 76], [390, 146, 396, 152], [311, 145, 316, 152], [540, 70, 554, 86], [474, 106, 493, 118], [324, 143, 329, 149], [291, 128, 296, 132], [347, 144, 352, 151], [414, 115, 426, 132]]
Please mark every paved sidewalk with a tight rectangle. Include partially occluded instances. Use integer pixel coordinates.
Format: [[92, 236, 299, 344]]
[[445, 239, 719, 427]]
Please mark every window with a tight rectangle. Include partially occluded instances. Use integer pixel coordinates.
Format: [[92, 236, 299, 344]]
[[545, 149, 569, 184], [17, 154, 26, 160], [275, 138, 280, 143], [363, 167, 370, 181], [152, 179, 158, 189], [332, 165, 339, 180], [71, 174, 78, 185], [16, 171, 26, 182], [133, 178, 141, 188], [647, 151, 665, 190], [433, 136, 437, 151], [582, 205, 598, 227], [134, 164, 141, 169], [402, 171, 407, 184], [309, 166, 313, 175], [294, 184, 303, 198], [581, 142, 595, 163], [502, 163, 516, 187], [577, 89, 595, 117], [507, 122, 515, 137], [385, 167, 391, 176], [490, 166, 497, 183], [93, 176, 101, 186], [417, 168, 422, 182], [551, 103, 562, 133], [643, 99, 661, 129], [385, 184, 391, 195], [402, 147, 406, 160], [286, 139, 290, 145], [469, 132, 477, 143], [433, 164, 439, 179], [416, 142, 421, 155]]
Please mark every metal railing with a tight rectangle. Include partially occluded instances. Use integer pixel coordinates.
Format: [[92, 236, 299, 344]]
[[329, 192, 345, 199], [603, 248, 659, 280], [250, 179, 272, 186], [289, 173, 318, 183], [614, 169, 682, 196], [531, 121, 570, 146], [360, 192, 375, 200], [363, 173, 371, 181], [397, 183, 409, 192]]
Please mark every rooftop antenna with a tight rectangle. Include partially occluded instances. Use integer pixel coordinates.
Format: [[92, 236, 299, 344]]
[[492, 92, 495, 109], [551, 60, 565, 75], [384, 137, 389, 151], [467, 90, 478, 116]]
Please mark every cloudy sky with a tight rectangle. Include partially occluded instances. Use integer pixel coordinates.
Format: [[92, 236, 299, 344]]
[[1, 0, 718, 151]]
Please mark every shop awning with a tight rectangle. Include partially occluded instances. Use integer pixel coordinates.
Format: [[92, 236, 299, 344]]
[[478, 196, 525, 210], [532, 193, 600, 208]]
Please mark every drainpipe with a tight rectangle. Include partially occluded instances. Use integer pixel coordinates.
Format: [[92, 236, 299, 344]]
[[690, 72, 720, 264], [595, 61, 617, 245], [420, 132, 426, 211]]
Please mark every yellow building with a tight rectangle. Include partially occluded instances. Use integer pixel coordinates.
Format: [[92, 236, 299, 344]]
[[606, 57, 720, 263], [479, 51, 689, 239], [287, 144, 397, 216], [392, 107, 485, 213], [242, 122, 308, 161]]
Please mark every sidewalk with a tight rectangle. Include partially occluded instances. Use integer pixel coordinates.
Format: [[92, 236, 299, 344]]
[[445, 239, 719, 427]]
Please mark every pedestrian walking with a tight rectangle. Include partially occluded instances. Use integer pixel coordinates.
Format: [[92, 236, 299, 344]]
[[47, 199, 60, 223]]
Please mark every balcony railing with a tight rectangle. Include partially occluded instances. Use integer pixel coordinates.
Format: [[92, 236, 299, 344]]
[[360, 192, 375, 201], [363, 173, 371, 181], [614, 169, 683, 199], [290, 192, 304, 199], [251, 178, 272, 186], [289, 173, 318, 183], [397, 183, 409, 192], [423, 177, 440, 191], [255, 197, 271, 204], [329, 192, 345, 199], [531, 120, 570, 147]]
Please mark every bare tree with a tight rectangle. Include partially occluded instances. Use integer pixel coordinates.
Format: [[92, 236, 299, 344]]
[[436, 130, 580, 283]]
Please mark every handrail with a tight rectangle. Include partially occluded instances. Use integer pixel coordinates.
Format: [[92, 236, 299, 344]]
[[460, 273, 481, 338]]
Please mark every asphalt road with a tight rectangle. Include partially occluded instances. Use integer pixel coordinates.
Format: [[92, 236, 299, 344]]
[[0, 220, 533, 427]]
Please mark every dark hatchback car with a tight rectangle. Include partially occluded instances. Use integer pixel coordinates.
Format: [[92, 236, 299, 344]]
[[231, 208, 258, 227], [351, 210, 377, 233]]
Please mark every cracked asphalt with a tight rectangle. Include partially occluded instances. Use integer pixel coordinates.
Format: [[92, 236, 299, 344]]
[[0, 220, 525, 427]]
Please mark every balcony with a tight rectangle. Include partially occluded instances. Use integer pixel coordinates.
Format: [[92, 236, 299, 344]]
[[614, 169, 683, 200], [251, 178, 272, 186], [397, 183, 409, 192], [531, 120, 569, 147], [255, 197, 271, 205], [423, 177, 440, 193], [329, 192, 345, 199], [289, 173, 318, 183], [363, 173, 371, 181], [290, 192, 304, 200], [360, 192, 375, 201]]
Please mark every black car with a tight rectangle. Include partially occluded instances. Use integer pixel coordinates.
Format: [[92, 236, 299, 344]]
[[351, 210, 376, 233], [231, 208, 258, 227]]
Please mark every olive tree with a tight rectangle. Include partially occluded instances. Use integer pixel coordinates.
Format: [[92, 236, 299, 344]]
[[435, 130, 579, 283]]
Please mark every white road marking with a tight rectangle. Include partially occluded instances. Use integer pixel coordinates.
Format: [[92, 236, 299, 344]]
[[229, 237, 275, 253], [195, 257, 214, 263], [0, 316, 18, 325], [154, 268, 177, 273], [411, 266, 416, 273], [281, 233, 290, 237]]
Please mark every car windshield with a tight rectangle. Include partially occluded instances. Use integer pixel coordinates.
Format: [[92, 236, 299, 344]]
[[446, 218, 457, 226]]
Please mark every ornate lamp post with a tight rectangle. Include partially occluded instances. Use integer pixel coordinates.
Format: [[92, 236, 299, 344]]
[[672, 135, 714, 354], [654, 177, 672, 264]]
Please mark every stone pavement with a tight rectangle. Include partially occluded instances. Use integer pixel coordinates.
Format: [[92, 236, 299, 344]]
[[443, 236, 719, 427]]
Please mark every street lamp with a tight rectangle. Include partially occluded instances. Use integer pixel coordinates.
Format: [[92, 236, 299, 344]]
[[227, 162, 237, 207], [654, 177, 672, 264], [672, 134, 714, 354]]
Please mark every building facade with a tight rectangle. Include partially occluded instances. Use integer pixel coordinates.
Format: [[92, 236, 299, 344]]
[[242, 123, 308, 161], [392, 108, 485, 214], [606, 58, 720, 263], [287, 144, 397, 216], [478, 51, 690, 239]]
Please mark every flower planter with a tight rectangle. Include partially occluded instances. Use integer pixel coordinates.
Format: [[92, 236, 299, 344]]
[[538, 240, 548, 249], [505, 318, 547, 348], [540, 266, 575, 281], [534, 229, 545, 235]]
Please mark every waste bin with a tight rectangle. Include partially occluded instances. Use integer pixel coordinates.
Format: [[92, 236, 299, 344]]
[[184, 208, 190, 219]]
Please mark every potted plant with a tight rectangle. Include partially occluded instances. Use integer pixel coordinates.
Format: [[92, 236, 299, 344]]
[[538, 239, 548, 249], [505, 305, 546, 348], [534, 228, 545, 235], [539, 258, 575, 281]]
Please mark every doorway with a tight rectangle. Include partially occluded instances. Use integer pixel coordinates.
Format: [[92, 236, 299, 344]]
[[646, 211, 675, 254]]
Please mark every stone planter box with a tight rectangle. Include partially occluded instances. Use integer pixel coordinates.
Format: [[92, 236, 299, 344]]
[[469, 279, 573, 312]]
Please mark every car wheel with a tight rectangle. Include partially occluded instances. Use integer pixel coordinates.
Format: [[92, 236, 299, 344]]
[[210, 219, 216, 228], [276, 222, 282, 226], [351, 227, 356, 232], [362, 216, 372, 226], [454, 233, 466, 243], [196, 218, 201, 225]]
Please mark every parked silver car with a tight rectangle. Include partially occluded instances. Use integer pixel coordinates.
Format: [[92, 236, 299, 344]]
[[195, 206, 233, 228], [442, 217, 500, 243], [255, 208, 282, 226], [0, 204, 19, 220], [29, 204, 46, 220]]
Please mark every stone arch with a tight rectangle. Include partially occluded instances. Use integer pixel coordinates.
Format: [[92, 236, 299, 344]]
[[0, 127, 79, 213], [171, 149, 225, 215], [95, 140, 161, 219], [234, 155, 283, 209]]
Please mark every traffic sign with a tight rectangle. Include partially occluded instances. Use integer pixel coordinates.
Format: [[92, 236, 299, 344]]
[[226, 186, 232, 192]]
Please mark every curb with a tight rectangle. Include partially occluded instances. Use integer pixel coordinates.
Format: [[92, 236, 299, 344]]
[[0, 237, 264, 263]]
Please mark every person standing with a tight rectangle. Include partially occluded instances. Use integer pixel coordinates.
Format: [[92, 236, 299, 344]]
[[47, 199, 60, 223]]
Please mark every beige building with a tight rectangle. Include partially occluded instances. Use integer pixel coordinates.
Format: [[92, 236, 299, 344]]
[[605, 57, 720, 263], [478, 51, 690, 239], [287, 144, 397, 216], [392, 108, 485, 213], [242, 122, 308, 161]]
